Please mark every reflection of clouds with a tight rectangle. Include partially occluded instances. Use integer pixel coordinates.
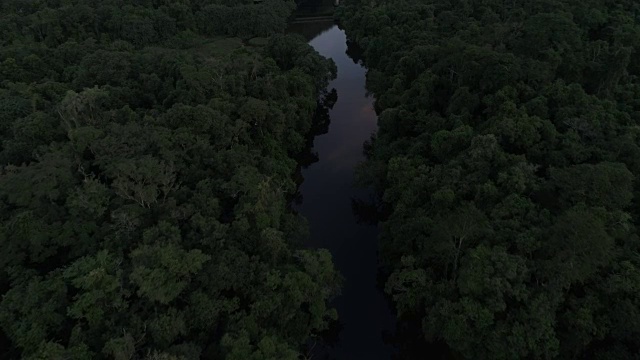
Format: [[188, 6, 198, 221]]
[[302, 25, 378, 185], [295, 23, 397, 359], [309, 26, 344, 57], [312, 102, 376, 175], [323, 151, 360, 174], [360, 104, 375, 119], [318, 132, 369, 174]]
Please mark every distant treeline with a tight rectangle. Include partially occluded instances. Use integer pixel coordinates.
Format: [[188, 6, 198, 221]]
[[339, 0, 640, 358], [1, 0, 295, 45], [0, 1, 340, 359]]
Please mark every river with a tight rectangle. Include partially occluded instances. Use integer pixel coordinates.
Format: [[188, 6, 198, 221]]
[[288, 20, 397, 360]]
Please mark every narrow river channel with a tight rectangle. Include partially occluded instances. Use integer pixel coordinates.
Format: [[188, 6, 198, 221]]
[[288, 22, 397, 359]]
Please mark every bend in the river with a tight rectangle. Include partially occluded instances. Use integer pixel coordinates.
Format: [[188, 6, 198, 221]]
[[288, 12, 397, 360]]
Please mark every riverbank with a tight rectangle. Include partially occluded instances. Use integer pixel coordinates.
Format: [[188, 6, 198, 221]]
[[336, 1, 640, 358]]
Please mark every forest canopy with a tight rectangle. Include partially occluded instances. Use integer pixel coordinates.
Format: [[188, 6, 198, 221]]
[[0, 1, 341, 359], [338, 0, 640, 359]]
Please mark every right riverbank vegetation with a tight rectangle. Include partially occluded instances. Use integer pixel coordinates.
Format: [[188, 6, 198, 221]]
[[339, 0, 640, 359]]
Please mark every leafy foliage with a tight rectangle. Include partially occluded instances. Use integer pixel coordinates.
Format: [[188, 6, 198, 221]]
[[339, 0, 640, 358], [0, 1, 340, 359]]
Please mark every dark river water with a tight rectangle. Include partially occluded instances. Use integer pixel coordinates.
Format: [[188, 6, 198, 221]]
[[288, 22, 397, 359]]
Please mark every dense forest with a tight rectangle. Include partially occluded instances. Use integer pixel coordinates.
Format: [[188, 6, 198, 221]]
[[0, 1, 342, 359], [338, 0, 640, 359]]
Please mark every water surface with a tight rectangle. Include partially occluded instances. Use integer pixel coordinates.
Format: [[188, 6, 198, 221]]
[[291, 24, 397, 359]]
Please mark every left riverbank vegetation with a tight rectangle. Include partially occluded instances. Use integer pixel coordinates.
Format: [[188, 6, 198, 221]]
[[338, 0, 640, 359], [0, 1, 341, 359]]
